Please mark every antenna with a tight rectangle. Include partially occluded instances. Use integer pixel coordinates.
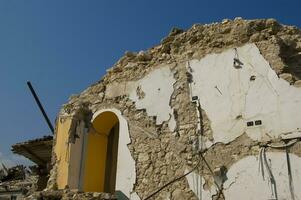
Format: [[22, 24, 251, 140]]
[[26, 81, 54, 134]]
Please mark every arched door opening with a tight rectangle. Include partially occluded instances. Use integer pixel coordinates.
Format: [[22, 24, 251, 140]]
[[81, 111, 119, 193]]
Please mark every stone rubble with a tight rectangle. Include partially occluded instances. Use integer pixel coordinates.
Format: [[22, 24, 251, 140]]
[[24, 190, 116, 200], [0, 165, 38, 199]]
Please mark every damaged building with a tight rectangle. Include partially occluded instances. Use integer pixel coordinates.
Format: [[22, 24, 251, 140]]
[[0, 136, 53, 200], [11, 135, 53, 191], [19, 18, 301, 199]]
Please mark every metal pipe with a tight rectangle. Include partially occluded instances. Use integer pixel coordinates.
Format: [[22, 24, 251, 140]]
[[26, 81, 54, 134]]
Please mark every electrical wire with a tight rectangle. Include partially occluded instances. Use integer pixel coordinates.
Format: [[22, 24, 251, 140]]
[[143, 151, 225, 200], [265, 139, 300, 200], [266, 139, 298, 149], [144, 87, 225, 200], [261, 147, 278, 200], [143, 158, 201, 200], [199, 152, 225, 199], [260, 138, 299, 200], [285, 146, 295, 200]]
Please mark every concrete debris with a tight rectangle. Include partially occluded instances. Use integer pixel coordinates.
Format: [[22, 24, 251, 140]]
[[294, 80, 301, 87], [0, 165, 26, 182], [279, 72, 294, 83], [0, 165, 38, 200], [24, 190, 116, 200], [137, 51, 153, 62]]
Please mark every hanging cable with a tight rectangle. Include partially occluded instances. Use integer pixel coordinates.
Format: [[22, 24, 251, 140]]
[[143, 158, 201, 200], [143, 150, 225, 200], [260, 137, 299, 200], [266, 139, 298, 149], [285, 146, 295, 200], [199, 152, 225, 199], [144, 86, 225, 200], [260, 147, 278, 200]]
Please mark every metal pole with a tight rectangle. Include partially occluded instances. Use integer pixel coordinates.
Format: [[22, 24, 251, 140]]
[[26, 81, 54, 134]]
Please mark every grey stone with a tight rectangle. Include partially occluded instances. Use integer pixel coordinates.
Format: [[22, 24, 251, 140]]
[[294, 80, 301, 88], [280, 73, 293, 83]]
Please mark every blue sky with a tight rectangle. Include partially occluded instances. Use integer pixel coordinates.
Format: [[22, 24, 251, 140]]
[[0, 0, 300, 166]]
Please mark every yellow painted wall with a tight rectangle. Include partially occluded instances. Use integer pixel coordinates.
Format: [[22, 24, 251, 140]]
[[82, 111, 119, 192], [54, 117, 72, 189], [83, 129, 108, 192], [54, 111, 119, 192], [93, 111, 119, 135]]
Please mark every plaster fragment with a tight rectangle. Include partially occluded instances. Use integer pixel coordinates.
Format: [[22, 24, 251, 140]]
[[129, 66, 176, 129], [190, 43, 301, 144]]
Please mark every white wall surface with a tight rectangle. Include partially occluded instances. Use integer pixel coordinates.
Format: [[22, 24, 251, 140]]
[[223, 152, 301, 200], [105, 65, 177, 131], [186, 152, 301, 200], [190, 43, 301, 145], [128, 66, 176, 130]]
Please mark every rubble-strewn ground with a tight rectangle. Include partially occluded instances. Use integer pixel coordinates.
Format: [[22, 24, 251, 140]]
[[0, 165, 117, 199], [24, 190, 116, 200], [0, 165, 38, 199]]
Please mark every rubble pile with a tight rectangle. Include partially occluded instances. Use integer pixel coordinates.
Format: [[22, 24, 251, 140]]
[[0, 165, 26, 182], [24, 190, 116, 200], [0, 165, 116, 200], [0, 165, 38, 199]]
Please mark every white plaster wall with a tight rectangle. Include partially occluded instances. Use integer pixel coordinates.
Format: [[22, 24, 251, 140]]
[[92, 108, 139, 200], [128, 66, 176, 130], [105, 65, 177, 131], [190, 43, 301, 145], [185, 169, 217, 200], [223, 152, 301, 200]]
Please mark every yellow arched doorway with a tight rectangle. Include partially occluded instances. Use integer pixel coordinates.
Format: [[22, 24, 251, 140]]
[[81, 111, 119, 193]]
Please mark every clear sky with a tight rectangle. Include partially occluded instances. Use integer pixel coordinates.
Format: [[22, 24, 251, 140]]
[[0, 0, 300, 166]]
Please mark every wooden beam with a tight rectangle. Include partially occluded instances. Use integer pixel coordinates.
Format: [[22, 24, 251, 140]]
[[20, 145, 47, 166]]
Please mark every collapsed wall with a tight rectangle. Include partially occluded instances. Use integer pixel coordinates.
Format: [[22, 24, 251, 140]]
[[48, 18, 301, 200]]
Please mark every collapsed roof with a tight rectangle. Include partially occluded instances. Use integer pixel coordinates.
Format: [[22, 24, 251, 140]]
[[11, 136, 53, 167]]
